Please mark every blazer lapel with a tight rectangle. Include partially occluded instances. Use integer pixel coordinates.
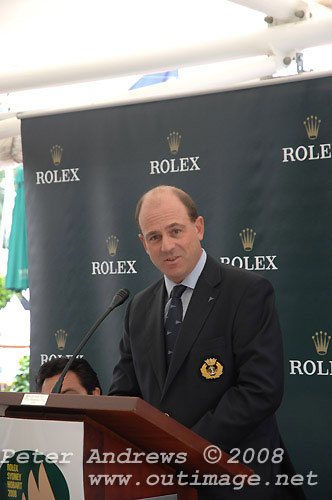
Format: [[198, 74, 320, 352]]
[[145, 280, 168, 393], [161, 256, 222, 398]]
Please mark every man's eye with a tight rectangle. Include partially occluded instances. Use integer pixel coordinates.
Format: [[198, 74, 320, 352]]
[[172, 229, 181, 235], [149, 235, 159, 241]]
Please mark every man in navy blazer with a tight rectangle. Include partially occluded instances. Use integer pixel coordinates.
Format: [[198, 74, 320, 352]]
[[109, 185, 303, 499]]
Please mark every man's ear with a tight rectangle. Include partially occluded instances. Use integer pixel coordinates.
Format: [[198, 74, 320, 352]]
[[195, 216, 204, 241], [92, 387, 101, 396], [139, 233, 149, 254]]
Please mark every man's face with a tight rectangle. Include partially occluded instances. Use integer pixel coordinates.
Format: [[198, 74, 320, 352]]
[[139, 191, 204, 283], [41, 370, 100, 395]]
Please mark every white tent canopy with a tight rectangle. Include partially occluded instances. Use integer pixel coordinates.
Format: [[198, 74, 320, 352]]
[[0, 0, 332, 140]]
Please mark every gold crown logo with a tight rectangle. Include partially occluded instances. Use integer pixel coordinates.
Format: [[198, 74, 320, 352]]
[[200, 357, 223, 379], [106, 235, 119, 256], [205, 358, 220, 377], [239, 228, 256, 252], [54, 329, 68, 350], [50, 145, 63, 166], [303, 115, 321, 140], [312, 331, 331, 355], [205, 358, 217, 366], [167, 131, 182, 154]]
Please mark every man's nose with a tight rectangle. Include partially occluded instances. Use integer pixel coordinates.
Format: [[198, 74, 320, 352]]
[[161, 234, 175, 253]]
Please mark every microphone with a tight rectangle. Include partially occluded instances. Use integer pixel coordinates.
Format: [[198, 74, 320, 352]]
[[109, 287, 130, 309], [51, 288, 130, 394]]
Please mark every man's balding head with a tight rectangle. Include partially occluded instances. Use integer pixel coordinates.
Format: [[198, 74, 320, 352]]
[[136, 186, 204, 283], [135, 186, 198, 232]]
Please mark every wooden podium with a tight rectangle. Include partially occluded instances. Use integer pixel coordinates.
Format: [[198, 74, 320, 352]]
[[0, 393, 252, 499]]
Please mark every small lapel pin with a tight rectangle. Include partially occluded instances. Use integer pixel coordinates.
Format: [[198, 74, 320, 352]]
[[208, 296, 215, 302], [201, 357, 223, 379]]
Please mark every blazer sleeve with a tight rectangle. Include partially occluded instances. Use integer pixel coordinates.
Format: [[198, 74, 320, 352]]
[[108, 299, 142, 397], [191, 277, 284, 449]]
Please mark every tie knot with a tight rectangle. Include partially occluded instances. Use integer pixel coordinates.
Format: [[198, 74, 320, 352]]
[[171, 284, 186, 299]]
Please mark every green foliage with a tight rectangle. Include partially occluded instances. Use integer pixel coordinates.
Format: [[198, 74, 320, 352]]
[[0, 274, 14, 309], [6, 355, 30, 393]]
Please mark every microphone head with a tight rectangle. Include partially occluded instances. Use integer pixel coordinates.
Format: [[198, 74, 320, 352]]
[[110, 288, 130, 309], [117, 288, 130, 303]]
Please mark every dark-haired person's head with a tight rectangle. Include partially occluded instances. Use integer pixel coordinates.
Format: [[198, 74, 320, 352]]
[[35, 358, 102, 395]]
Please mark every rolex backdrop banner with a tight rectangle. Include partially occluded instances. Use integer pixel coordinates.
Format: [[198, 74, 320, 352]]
[[21, 73, 332, 498]]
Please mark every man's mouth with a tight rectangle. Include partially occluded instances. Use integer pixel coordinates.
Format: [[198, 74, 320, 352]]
[[165, 256, 179, 262]]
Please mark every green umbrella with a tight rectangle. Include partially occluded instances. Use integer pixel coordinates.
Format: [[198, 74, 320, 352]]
[[5, 165, 29, 291]]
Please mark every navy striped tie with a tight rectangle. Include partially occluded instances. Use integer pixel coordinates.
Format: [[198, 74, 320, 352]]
[[165, 285, 186, 368]]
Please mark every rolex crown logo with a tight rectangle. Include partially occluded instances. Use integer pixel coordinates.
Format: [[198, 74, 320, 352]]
[[303, 115, 321, 141], [106, 235, 119, 256], [239, 228, 256, 252], [167, 131, 182, 154], [312, 330, 331, 355], [54, 329, 68, 350], [50, 145, 64, 166]]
